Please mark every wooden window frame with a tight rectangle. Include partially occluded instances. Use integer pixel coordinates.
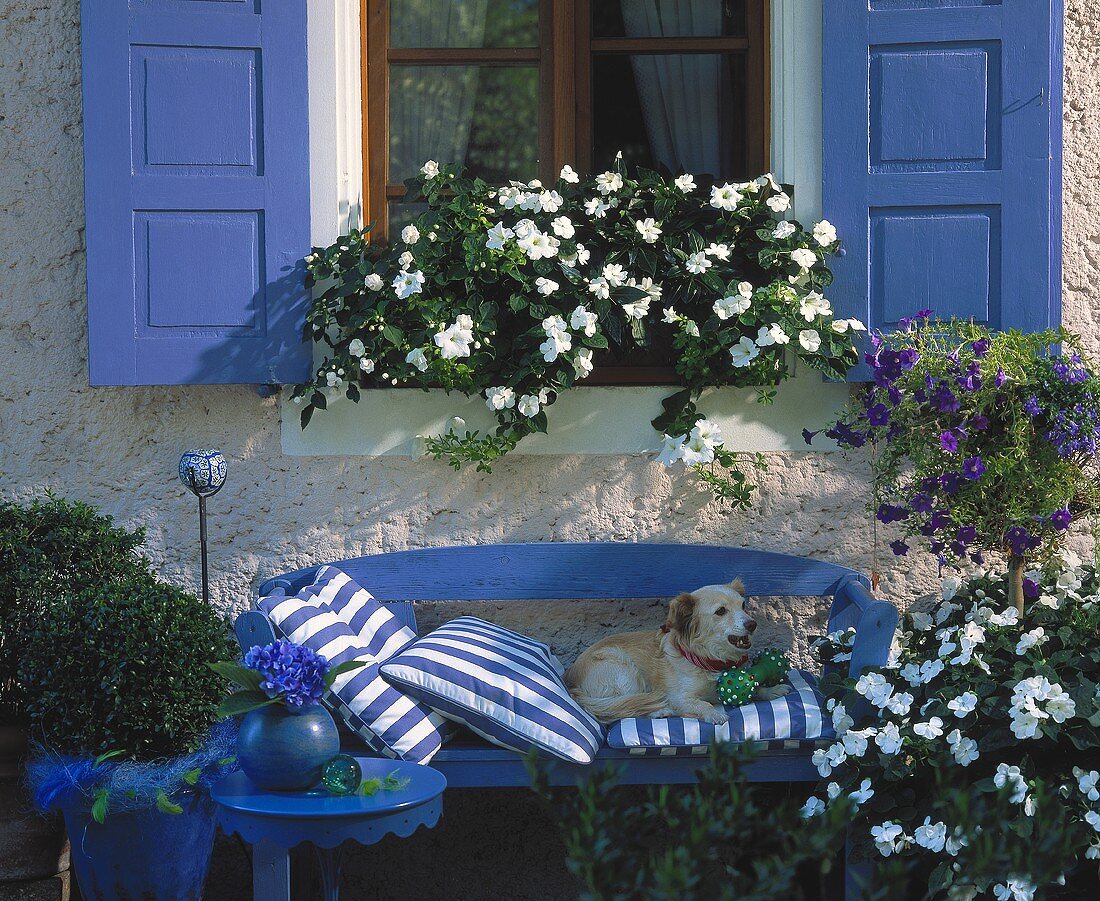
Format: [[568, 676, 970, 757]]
[[361, 0, 769, 386]]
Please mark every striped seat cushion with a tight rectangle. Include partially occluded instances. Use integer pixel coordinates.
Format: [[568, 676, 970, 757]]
[[606, 670, 834, 756], [259, 566, 452, 763], [380, 617, 604, 764]]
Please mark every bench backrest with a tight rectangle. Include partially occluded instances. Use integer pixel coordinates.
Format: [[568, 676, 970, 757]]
[[241, 543, 896, 677]]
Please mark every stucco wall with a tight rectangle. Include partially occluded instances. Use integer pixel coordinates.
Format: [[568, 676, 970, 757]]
[[1, 2, 1097, 898]]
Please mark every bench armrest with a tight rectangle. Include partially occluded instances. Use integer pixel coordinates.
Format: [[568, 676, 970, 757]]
[[829, 578, 899, 679]]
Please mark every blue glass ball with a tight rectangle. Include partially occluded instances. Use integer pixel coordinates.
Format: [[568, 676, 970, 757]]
[[178, 449, 227, 497]]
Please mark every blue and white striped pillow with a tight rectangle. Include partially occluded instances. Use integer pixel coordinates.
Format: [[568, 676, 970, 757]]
[[606, 670, 834, 756], [259, 567, 452, 763], [380, 617, 604, 764]]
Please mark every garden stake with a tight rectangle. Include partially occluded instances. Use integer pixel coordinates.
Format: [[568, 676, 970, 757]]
[[178, 450, 227, 607]]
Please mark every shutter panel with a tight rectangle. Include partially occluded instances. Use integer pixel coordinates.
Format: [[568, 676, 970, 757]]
[[81, 0, 312, 385], [823, 1, 1063, 378]]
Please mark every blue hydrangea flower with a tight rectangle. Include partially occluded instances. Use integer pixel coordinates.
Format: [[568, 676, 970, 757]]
[[244, 640, 330, 709]]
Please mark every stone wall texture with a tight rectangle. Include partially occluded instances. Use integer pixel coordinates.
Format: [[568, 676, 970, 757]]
[[1, 2, 1097, 898]]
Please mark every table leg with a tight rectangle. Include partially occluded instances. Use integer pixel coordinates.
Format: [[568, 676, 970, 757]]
[[315, 845, 344, 901], [252, 838, 291, 901]]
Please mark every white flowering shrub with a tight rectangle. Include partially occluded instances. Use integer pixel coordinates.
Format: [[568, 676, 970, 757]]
[[299, 157, 861, 505], [808, 558, 1100, 898]]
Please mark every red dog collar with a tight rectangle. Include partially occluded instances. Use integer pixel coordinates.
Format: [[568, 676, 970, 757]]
[[660, 626, 746, 672]]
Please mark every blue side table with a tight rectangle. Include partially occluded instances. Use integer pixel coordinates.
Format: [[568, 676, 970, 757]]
[[212, 758, 447, 901]]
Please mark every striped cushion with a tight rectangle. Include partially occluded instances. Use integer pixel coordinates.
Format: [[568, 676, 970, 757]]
[[606, 670, 834, 756], [259, 567, 452, 763], [380, 617, 604, 764]]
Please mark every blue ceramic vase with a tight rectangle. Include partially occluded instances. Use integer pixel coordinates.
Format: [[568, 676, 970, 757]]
[[237, 704, 340, 791], [63, 792, 215, 901]]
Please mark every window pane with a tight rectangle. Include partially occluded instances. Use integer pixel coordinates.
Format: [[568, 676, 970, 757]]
[[592, 0, 746, 39], [388, 202, 429, 237], [391, 0, 540, 48], [389, 65, 540, 183], [591, 53, 749, 180]]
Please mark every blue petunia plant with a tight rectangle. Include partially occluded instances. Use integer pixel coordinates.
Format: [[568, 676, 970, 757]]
[[210, 639, 364, 717], [809, 312, 1100, 612]]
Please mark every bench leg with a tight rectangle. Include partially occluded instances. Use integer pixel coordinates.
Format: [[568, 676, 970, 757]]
[[252, 838, 291, 901]]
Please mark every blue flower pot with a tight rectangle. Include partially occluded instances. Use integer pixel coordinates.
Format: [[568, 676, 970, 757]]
[[62, 792, 215, 901], [237, 704, 340, 791]]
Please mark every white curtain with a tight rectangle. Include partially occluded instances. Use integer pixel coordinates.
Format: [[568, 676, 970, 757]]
[[620, 0, 723, 176], [389, 0, 489, 181]]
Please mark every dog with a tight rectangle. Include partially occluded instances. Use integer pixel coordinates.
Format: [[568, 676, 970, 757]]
[[565, 579, 789, 725]]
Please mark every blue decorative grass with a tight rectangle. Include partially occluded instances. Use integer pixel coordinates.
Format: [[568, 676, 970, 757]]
[[27, 720, 238, 813]]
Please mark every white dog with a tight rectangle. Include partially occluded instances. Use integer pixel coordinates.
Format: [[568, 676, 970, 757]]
[[565, 579, 789, 725]]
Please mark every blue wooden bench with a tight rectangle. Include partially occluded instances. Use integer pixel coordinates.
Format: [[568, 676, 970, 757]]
[[234, 543, 897, 895]]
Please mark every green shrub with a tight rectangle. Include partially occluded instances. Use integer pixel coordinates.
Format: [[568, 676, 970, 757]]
[[529, 742, 851, 901], [18, 570, 235, 760], [0, 496, 149, 723]]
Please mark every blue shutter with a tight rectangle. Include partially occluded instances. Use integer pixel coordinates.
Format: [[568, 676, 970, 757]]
[[823, 1, 1063, 378], [81, 0, 311, 386]]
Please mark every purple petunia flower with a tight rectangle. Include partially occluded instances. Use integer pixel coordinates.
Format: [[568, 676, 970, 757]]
[[244, 639, 330, 709], [1004, 526, 1041, 556], [876, 503, 911, 524], [1022, 578, 1040, 600], [890, 539, 909, 556], [1024, 396, 1042, 417], [939, 431, 959, 453], [910, 492, 934, 514], [802, 428, 820, 446], [867, 403, 891, 427], [929, 510, 953, 531], [971, 551, 985, 565], [962, 456, 985, 480], [915, 308, 934, 320], [971, 339, 990, 358], [930, 385, 961, 413], [958, 362, 982, 393], [940, 472, 962, 495], [950, 540, 967, 557], [956, 525, 978, 544], [1050, 508, 1072, 530], [994, 367, 1007, 387], [970, 415, 990, 431]]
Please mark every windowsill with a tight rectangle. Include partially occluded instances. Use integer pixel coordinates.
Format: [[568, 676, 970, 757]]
[[280, 370, 848, 457]]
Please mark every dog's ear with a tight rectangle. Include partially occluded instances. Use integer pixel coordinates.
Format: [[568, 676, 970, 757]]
[[729, 577, 746, 597], [666, 592, 697, 638]]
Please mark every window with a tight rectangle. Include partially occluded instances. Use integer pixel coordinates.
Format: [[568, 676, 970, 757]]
[[362, 0, 769, 239]]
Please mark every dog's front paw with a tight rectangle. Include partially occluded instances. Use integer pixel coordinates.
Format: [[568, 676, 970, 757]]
[[756, 684, 792, 701], [704, 705, 730, 725]]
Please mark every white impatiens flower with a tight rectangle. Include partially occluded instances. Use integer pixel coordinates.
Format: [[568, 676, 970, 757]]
[[398, 250, 415, 269], [517, 393, 541, 417], [1075, 767, 1100, 801], [584, 197, 610, 218], [348, 338, 366, 357], [913, 717, 944, 740], [551, 216, 575, 239], [884, 691, 913, 717], [737, 280, 753, 298], [595, 171, 624, 194], [988, 606, 1020, 627], [714, 294, 750, 320], [603, 263, 627, 286], [812, 219, 838, 245], [799, 291, 833, 321], [635, 218, 662, 243], [520, 230, 559, 261], [674, 173, 696, 192], [485, 386, 516, 411], [800, 796, 825, 819], [573, 346, 594, 380], [622, 298, 651, 321], [875, 722, 903, 755], [710, 182, 741, 211], [773, 221, 797, 240], [325, 370, 342, 388], [401, 225, 420, 244], [587, 277, 611, 300], [826, 781, 842, 801], [791, 247, 818, 269], [706, 242, 731, 261], [574, 243, 591, 266], [764, 323, 789, 345], [766, 191, 791, 213], [570, 305, 598, 337], [832, 317, 867, 333], [941, 576, 962, 601], [850, 779, 875, 808], [540, 315, 572, 362], [948, 691, 978, 717], [420, 159, 440, 178], [729, 336, 760, 368], [993, 878, 1036, 901], [662, 307, 679, 324], [994, 763, 1029, 804], [798, 329, 821, 352], [870, 821, 906, 857], [755, 325, 778, 347], [359, 357, 375, 373], [364, 272, 384, 291], [433, 314, 475, 360], [946, 729, 980, 766], [539, 190, 563, 213], [405, 347, 429, 372], [392, 269, 425, 299], [559, 164, 580, 183], [535, 277, 559, 296], [1015, 627, 1048, 655], [685, 251, 711, 275], [913, 818, 947, 853], [485, 221, 514, 251], [830, 702, 854, 734], [1086, 811, 1100, 833]]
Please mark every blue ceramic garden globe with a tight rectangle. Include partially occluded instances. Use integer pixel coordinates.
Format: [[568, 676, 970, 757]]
[[178, 449, 227, 497], [237, 705, 340, 792]]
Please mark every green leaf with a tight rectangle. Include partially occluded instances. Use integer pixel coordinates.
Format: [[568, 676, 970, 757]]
[[651, 388, 694, 434], [180, 768, 202, 786], [207, 661, 264, 692], [216, 691, 279, 718], [91, 789, 109, 825], [156, 790, 184, 815], [94, 749, 126, 766], [323, 659, 368, 688], [382, 324, 405, 347]]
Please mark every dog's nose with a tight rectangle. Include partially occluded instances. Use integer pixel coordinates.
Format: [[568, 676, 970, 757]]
[[746, 619, 757, 633]]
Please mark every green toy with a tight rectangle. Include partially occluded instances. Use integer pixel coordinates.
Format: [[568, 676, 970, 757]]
[[716, 649, 790, 707]]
